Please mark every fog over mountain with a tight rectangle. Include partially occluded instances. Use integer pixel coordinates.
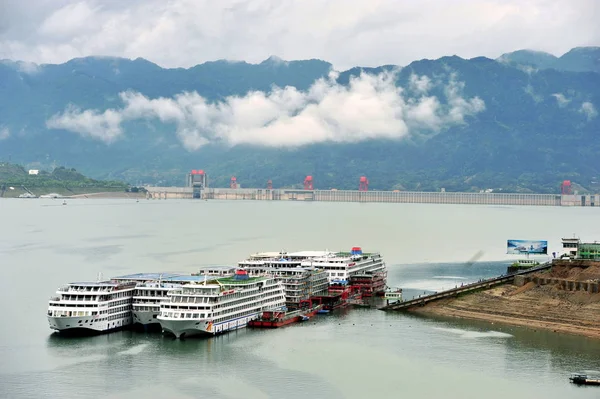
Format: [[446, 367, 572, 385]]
[[1, 46, 599, 192]]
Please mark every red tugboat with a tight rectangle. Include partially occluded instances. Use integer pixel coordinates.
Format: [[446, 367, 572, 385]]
[[248, 300, 322, 328]]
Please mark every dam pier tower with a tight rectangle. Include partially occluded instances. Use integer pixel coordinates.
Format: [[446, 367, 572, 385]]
[[187, 170, 208, 199]]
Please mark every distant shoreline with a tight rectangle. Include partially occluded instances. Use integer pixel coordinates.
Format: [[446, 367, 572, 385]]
[[68, 192, 146, 199], [3, 192, 146, 199]]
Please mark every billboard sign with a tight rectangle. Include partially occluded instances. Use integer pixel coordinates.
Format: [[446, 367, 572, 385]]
[[507, 240, 548, 255]]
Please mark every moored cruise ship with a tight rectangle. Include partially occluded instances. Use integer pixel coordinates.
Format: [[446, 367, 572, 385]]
[[157, 270, 286, 338], [112, 273, 226, 328], [242, 247, 387, 287], [47, 280, 136, 334]]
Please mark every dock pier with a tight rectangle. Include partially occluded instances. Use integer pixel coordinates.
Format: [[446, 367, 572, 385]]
[[379, 263, 552, 311]]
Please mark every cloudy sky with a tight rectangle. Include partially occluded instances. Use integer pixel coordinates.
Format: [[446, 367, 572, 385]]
[[46, 71, 488, 148], [1, 0, 598, 69]]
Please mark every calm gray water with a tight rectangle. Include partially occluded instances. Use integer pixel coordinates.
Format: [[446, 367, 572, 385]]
[[1, 199, 600, 399]]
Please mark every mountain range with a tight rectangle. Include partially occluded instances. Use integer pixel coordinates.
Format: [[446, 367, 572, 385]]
[[1, 47, 599, 193]]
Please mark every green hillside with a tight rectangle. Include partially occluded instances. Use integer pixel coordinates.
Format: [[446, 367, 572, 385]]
[[0, 163, 129, 197]]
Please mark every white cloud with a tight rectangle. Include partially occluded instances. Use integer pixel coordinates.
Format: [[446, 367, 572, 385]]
[[444, 73, 486, 123], [0, 1, 598, 69], [580, 102, 598, 120], [409, 74, 432, 94], [0, 126, 9, 140], [517, 65, 538, 75], [46, 71, 485, 149], [551, 93, 570, 107], [46, 105, 123, 143], [524, 85, 542, 103], [37, 2, 99, 39]]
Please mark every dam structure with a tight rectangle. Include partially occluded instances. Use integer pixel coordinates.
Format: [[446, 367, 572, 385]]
[[143, 171, 599, 207], [145, 187, 600, 207]]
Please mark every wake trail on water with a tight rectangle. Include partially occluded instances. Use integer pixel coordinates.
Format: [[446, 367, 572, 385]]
[[433, 327, 513, 339], [117, 343, 149, 356]]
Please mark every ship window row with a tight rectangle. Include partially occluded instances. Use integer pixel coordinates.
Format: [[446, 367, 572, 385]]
[[134, 299, 163, 305], [59, 295, 102, 301], [108, 299, 131, 306], [160, 312, 209, 319], [91, 296, 133, 303], [213, 297, 285, 323], [63, 286, 109, 293], [135, 290, 167, 297], [169, 296, 214, 304], [214, 288, 282, 308], [214, 309, 255, 323], [213, 294, 285, 318], [162, 305, 210, 311], [110, 290, 133, 298], [179, 288, 220, 296], [108, 305, 132, 314], [49, 303, 98, 308], [135, 306, 159, 312], [49, 310, 98, 317]]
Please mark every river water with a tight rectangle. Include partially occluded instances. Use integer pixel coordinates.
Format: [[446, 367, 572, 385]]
[[1, 199, 600, 399]]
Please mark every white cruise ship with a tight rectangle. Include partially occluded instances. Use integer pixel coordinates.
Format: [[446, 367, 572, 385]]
[[157, 270, 286, 338], [242, 247, 387, 285], [112, 273, 221, 328], [47, 280, 136, 334]]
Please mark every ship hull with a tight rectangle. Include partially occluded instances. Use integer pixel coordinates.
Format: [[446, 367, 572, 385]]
[[132, 310, 160, 327], [47, 315, 132, 334], [159, 313, 260, 339]]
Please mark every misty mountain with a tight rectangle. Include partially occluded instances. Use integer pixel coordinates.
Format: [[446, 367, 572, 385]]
[[498, 47, 600, 73], [1, 48, 599, 193]]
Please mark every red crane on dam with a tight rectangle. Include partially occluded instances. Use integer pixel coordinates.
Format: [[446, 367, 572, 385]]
[[359, 176, 369, 191], [304, 176, 314, 190], [561, 180, 572, 195], [230, 176, 237, 189]]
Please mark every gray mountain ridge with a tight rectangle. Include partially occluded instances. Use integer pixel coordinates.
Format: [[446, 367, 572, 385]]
[[1, 47, 599, 193]]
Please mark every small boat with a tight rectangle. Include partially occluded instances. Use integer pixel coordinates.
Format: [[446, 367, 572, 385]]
[[510, 259, 540, 268], [62, 200, 67, 206], [383, 288, 403, 301], [569, 372, 600, 386], [248, 301, 322, 328]]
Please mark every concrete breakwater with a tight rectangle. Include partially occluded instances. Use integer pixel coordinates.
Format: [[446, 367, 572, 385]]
[[145, 186, 600, 207]]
